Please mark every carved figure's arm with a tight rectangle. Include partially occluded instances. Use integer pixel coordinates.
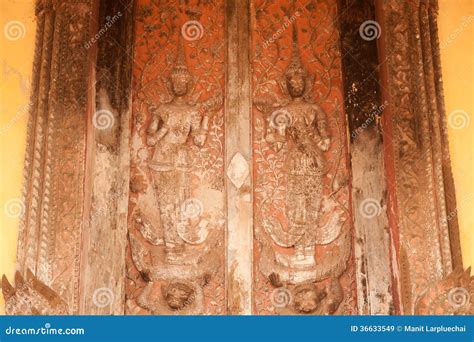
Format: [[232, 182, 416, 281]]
[[191, 112, 208, 147], [313, 104, 330, 151], [265, 124, 286, 152], [146, 111, 168, 146]]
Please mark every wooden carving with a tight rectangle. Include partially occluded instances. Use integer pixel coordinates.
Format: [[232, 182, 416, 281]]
[[338, 0, 394, 314], [414, 268, 474, 315], [379, 0, 462, 314], [10, 0, 93, 314], [126, 0, 226, 315], [251, 0, 356, 315], [2, 270, 68, 315], [1, 0, 467, 316]]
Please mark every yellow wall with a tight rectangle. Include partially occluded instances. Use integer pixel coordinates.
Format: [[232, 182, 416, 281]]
[[0, 1, 35, 313], [438, 0, 474, 270], [0, 0, 472, 314]]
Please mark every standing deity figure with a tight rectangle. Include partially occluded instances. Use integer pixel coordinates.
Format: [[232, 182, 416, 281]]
[[146, 44, 209, 264], [264, 26, 330, 263], [129, 41, 222, 314]]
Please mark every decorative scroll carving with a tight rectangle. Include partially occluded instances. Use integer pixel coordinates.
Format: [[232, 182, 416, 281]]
[[414, 268, 474, 315], [127, 0, 226, 315], [11, 0, 93, 314], [252, 0, 356, 315], [379, 0, 462, 314], [2, 271, 68, 315]]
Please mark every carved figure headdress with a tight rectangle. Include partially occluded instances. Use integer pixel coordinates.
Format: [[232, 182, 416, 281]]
[[285, 23, 307, 78], [171, 37, 192, 81]]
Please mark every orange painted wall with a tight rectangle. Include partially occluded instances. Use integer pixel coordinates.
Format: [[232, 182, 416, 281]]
[[0, 0, 35, 314], [438, 0, 474, 269], [0, 0, 472, 314]]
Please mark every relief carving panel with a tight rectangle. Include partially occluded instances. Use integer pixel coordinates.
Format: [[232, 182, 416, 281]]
[[126, 0, 226, 315], [12, 0, 93, 314], [379, 0, 460, 314], [2, 0, 468, 317], [251, 0, 356, 314]]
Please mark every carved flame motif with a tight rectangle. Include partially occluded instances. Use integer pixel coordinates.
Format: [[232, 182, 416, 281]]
[[2, 270, 69, 315], [414, 268, 474, 315]]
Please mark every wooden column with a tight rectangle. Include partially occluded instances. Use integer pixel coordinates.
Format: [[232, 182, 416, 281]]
[[12, 0, 95, 314], [338, 0, 394, 315], [225, 0, 253, 314], [79, 0, 134, 315], [376, 0, 464, 314]]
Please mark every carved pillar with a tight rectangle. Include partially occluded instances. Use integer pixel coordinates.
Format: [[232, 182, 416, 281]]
[[6, 0, 95, 314], [377, 0, 467, 314], [338, 0, 394, 315], [79, 0, 134, 314], [225, 0, 253, 315]]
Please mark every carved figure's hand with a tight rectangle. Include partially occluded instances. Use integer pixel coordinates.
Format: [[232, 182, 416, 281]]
[[269, 272, 283, 288], [194, 134, 206, 147], [317, 137, 330, 152], [147, 135, 157, 147], [265, 132, 286, 152]]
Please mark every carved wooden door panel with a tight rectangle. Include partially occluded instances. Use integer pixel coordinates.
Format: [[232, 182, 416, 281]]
[[4, 0, 467, 317], [251, 0, 356, 315], [127, 0, 355, 315], [127, 0, 227, 315]]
